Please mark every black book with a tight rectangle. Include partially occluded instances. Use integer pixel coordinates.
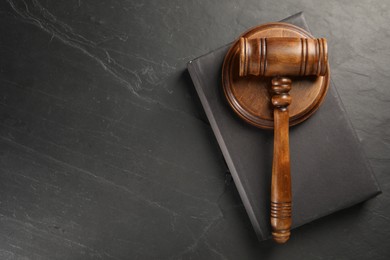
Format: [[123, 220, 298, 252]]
[[187, 12, 381, 241]]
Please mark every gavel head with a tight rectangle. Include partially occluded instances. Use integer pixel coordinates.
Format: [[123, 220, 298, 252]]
[[239, 37, 328, 77]]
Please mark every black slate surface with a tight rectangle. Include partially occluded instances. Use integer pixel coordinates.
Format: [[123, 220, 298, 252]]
[[187, 12, 380, 241], [0, 1, 389, 259]]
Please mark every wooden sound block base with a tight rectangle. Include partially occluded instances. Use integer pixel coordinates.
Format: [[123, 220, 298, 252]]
[[222, 23, 330, 129]]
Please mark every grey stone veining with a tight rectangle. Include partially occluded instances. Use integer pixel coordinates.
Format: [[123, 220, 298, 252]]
[[0, 0, 389, 259]]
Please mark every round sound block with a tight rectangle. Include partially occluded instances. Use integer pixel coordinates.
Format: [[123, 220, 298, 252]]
[[222, 22, 330, 129]]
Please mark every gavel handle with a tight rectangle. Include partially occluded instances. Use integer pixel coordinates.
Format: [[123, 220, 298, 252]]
[[270, 77, 292, 244]]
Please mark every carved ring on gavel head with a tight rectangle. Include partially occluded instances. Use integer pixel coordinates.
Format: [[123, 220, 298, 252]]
[[222, 22, 330, 244]]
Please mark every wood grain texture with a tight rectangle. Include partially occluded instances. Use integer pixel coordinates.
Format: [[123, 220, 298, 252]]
[[240, 37, 328, 77], [222, 23, 330, 244], [222, 22, 330, 129], [270, 77, 292, 243]]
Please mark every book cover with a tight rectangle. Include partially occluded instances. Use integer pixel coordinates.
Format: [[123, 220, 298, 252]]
[[187, 12, 381, 241]]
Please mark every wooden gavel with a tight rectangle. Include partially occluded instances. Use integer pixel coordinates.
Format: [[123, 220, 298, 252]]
[[239, 37, 328, 243]]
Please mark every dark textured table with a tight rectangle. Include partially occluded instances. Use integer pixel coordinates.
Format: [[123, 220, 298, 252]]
[[0, 1, 389, 259]]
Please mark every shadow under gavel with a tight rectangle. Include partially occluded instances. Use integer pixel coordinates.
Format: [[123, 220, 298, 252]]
[[239, 37, 328, 243]]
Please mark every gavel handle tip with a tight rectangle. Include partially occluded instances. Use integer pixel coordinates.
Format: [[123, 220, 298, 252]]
[[272, 230, 291, 244]]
